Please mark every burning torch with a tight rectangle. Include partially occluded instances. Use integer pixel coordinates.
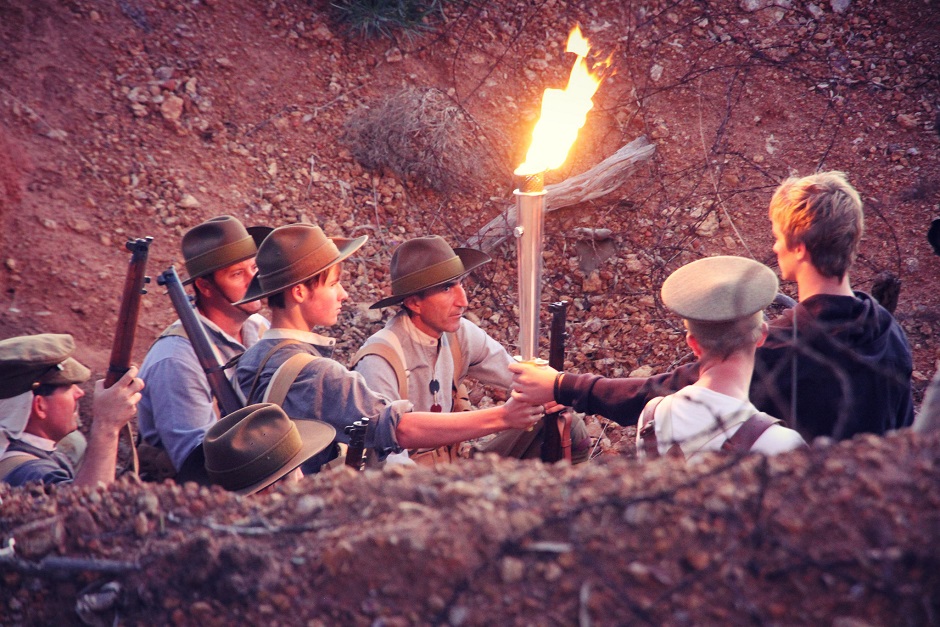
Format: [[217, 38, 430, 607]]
[[514, 25, 605, 362]]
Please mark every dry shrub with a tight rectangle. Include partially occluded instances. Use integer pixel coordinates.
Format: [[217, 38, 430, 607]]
[[343, 86, 493, 192]]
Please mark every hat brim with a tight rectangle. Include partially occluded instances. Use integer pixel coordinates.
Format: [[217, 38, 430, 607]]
[[370, 247, 491, 309], [235, 235, 368, 305], [235, 418, 336, 496]]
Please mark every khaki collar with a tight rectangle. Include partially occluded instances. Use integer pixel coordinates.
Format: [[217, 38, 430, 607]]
[[263, 327, 336, 349]]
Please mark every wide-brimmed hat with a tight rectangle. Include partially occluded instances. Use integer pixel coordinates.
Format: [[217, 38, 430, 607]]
[[370, 236, 491, 309], [0, 334, 91, 399], [203, 403, 336, 495], [235, 223, 367, 304], [181, 215, 270, 285], [661, 256, 778, 323]]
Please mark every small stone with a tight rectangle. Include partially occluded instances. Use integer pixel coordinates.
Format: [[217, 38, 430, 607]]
[[134, 512, 149, 537], [160, 94, 184, 121], [897, 114, 918, 129], [69, 218, 92, 233], [312, 23, 333, 41], [385, 47, 403, 63], [177, 194, 200, 209], [500, 556, 525, 583], [582, 271, 603, 293], [831, 0, 851, 13]]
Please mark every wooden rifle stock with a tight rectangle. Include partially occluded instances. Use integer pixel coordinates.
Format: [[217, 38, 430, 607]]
[[343, 417, 370, 471], [540, 301, 569, 463], [107, 237, 153, 477], [157, 266, 244, 417]]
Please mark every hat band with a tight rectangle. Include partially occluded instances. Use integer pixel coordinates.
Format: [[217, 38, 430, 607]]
[[258, 237, 342, 294], [391, 256, 465, 298], [185, 236, 256, 280], [208, 424, 302, 492]]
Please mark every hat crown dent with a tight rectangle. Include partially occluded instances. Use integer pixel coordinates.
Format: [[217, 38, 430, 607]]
[[662, 256, 778, 322], [203, 403, 335, 494]]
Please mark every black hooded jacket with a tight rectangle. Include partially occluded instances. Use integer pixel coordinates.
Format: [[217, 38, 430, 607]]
[[751, 291, 914, 441]]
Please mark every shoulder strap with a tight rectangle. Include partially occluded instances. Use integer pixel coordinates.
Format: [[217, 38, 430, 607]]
[[445, 331, 463, 388], [638, 397, 665, 459], [0, 451, 40, 481], [722, 412, 781, 453], [350, 330, 409, 400], [264, 352, 318, 407], [245, 339, 300, 404]]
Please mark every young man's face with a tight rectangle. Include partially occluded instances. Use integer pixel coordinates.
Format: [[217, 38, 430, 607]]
[[301, 265, 347, 328], [36, 384, 84, 441], [404, 279, 469, 338], [209, 258, 261, 315], [771, 221, 799, 282]]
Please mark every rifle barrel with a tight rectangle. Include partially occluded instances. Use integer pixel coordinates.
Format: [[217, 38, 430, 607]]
[[158, 266, 243, 417], [104, 237, 152, 388]]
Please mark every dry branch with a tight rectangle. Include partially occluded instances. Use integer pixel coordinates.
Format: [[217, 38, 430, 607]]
[[465, 136, 656, 253]]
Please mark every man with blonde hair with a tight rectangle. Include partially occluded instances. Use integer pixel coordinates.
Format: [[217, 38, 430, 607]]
[[511, 171, 914, 442]]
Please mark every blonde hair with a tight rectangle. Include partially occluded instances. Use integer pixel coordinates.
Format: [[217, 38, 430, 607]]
[[768, 171, 864, 279], [686, 312, 764, 362]]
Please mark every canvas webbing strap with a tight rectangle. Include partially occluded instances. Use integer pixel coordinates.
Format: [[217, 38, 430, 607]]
[[351, 339, 408, 399], [350, 329, 463, 407], [263, 352, 318, 407], [245, 339, 300, 404], [0, 451, 40, 481]]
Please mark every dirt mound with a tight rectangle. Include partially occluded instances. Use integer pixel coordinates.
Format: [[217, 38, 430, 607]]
[[2, 430, 939, 625]]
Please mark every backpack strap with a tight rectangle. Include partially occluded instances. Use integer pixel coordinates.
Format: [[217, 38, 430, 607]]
[[721, 412, 781, 453], [245, 339, 300, 404], [0, 451, 40, 481], [350, 335, 408, 400], [445, 331, 463, 389], [263, 352, 318, 407], [638, 396, 665, 459]]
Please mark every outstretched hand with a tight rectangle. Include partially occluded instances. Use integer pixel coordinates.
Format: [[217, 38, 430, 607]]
[[508, 361, 558, 406]]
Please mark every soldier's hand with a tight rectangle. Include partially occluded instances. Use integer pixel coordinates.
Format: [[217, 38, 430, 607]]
[[92, 367, 145, 432], [508, 361, 558, 405], [502, 394, 544, 431]]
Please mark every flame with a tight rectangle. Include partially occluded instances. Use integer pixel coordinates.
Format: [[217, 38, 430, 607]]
[[515, 25, 605, 176]]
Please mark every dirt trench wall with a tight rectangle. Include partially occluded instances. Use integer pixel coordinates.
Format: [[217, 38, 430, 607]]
[[1, 430, 939, 625]]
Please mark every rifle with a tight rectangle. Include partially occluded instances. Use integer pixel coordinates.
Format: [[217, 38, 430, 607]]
[[344, 418, 370, 471], [108, 237, 153, 477], [540, 301, 571, 463], [157, 266, 244, 417]]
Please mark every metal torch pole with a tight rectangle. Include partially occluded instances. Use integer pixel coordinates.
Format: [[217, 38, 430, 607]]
[[514, 172, 547, 363]]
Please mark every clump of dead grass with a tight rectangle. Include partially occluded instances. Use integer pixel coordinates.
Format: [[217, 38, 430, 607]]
[[343, 86, 492, 192]]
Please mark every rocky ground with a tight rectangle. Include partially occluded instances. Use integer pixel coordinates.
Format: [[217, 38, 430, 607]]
[[1, 0, 939, 623], [2, 430, 939, 625]]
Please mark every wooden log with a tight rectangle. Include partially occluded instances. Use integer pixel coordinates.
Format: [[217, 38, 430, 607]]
[[465, 136, 655, 253]]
